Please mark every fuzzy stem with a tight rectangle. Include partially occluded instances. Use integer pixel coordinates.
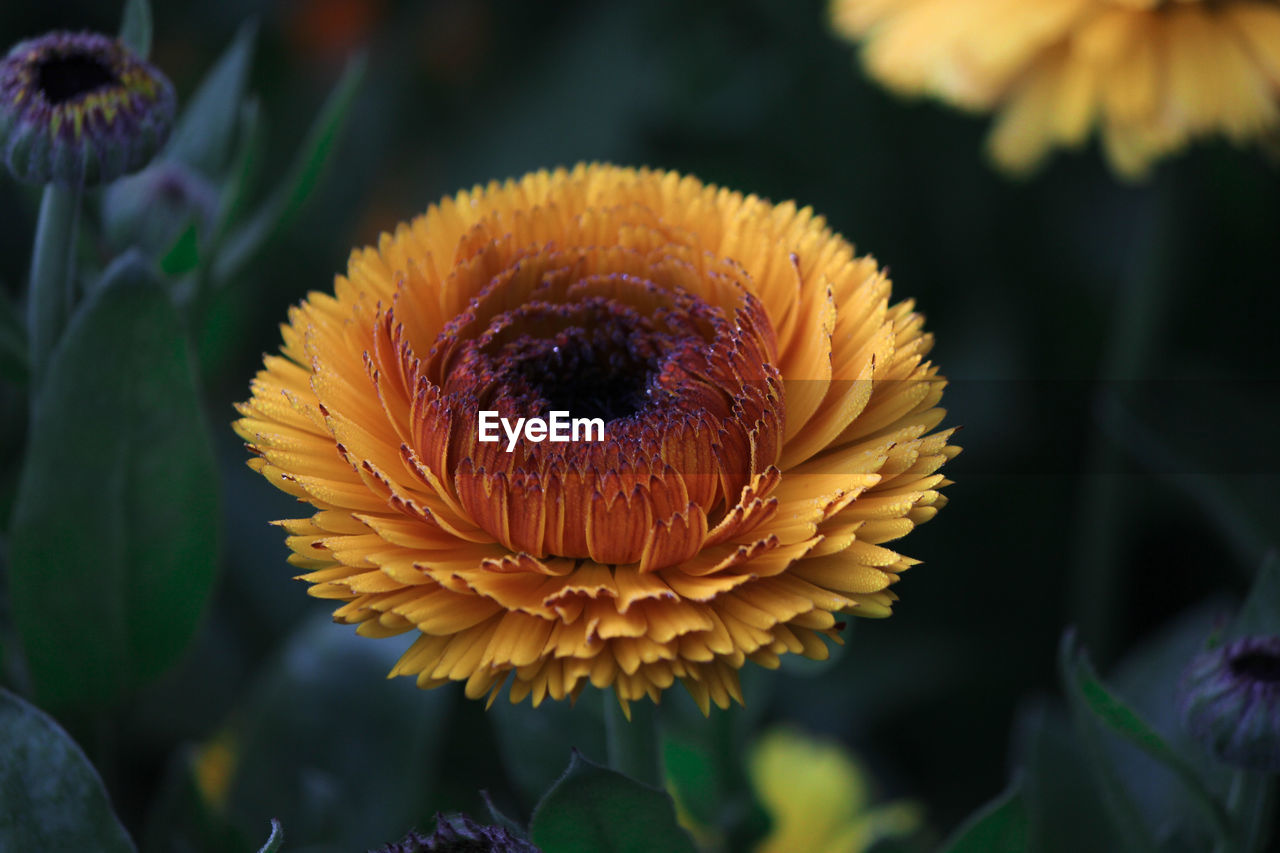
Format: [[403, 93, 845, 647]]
[[604, 695, 663, 787], [26, 183, 83, 385]]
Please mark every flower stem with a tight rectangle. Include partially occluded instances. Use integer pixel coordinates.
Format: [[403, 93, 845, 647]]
[[26, 183, 83, 386], [1069, 178, 1178, 664], [604, 694, 663, 787]]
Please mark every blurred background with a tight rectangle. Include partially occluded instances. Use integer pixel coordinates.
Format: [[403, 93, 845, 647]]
[[2, 0, 1278, 850]]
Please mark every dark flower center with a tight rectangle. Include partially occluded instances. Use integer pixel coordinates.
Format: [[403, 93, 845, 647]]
[[36, 51, 118, 105], [511, 314, 666, 423], [1230, 649, 1280, 684]]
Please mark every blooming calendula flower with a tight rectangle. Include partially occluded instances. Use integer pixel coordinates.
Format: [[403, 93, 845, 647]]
[[829, 0, 1280, 178], [236, 164, 956, 713]]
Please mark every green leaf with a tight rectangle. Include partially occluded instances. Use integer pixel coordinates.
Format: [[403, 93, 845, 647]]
[[530, 752, 697, 853], [119, 0, 152, 58], [160, 221, 200, 277], [1231, 551, 1280, 639], [255, 819, 283, 853], [1059, 630, 1231, 846], [8, 254, 219, 711], [939, 779, 1029, 853], [489, 691, 607, 804], [139, 747, 250, 853], [221, 615, 452, 850], [0, 284, 27, 386], [213, 52, 366, 285], [212, 97, 265, 243], [165, 23, 256, 177], [0, 687, 137, 851]]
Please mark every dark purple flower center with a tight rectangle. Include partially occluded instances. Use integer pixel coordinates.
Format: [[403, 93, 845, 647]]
[[36, 51, 117, 105], [1229, 648, 1280, 684]]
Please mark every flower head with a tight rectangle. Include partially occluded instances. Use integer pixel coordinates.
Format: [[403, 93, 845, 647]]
[[829, 0, 1280, 178], [235, 164, 956, 713], [748, 728, 921, 853], [1178, 634, 1280, 772], [0, 31, 175, 186]]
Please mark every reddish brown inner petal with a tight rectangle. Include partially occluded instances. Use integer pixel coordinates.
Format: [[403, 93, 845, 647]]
[[373, 240, 785, 565]]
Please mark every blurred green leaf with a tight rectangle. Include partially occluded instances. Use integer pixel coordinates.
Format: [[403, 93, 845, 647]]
[[256, 819, 283, 853], [214, 52, 366, 285], [1060, 631, 1229, 847], [489, 691, 607, 805], [529, 752, 696, 853], [140, 747, 248, 853], [8, 255, 219, 711], [161, 221, 200, 277], [482, 791, 528, 838], [1231, 552, 1280, 640], [0, 687, 137, 851], [119, 0, 152, 59], [1013, 702, 1124, 853], [938, 779, 1028, 853], [166, 23, 256, 178], [0, 285, 27, 387], [221, 615, 451, 851], [212, 97, 265, 244]]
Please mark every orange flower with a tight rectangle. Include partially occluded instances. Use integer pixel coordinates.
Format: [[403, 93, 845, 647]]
[[830, 0, 1280, 177], [235, 165, 956, 712]]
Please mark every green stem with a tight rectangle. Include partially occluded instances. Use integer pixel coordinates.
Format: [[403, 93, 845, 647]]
[[26, 183, 83, 386], [1069, 179, 1178, 664], [1224, 768, 1275, 853], [604, 694, 663, 787]]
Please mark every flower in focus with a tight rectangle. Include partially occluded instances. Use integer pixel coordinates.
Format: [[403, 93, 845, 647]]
[[372, 815, 539, 853], [829, 0, 1280, 178], [749, 728, 921, 853], [236, 164, 956, 712], [0, 31, 175, 186], [1177, 634, 1280, 772]]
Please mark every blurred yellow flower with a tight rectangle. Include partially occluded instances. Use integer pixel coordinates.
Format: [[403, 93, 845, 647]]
[[750, 728, 921, 853], [830, 0, 1280, 178]]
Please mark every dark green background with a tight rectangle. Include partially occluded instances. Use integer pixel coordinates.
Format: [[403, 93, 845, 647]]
[[2, 0, 1278, 849]]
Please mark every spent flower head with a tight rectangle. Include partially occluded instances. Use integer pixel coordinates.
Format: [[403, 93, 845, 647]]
[[0, 30, 175, 187]]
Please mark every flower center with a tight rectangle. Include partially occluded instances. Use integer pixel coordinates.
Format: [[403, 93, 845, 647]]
[[1230, 648, 1280, 684], [499, 302, 673, 423], [36, 51, 118, 105]]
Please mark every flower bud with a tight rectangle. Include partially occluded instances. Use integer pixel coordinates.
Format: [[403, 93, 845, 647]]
[[0, 31, 175, 187], [1178, 635, 1280, 773], [102, 160, 217, 255]]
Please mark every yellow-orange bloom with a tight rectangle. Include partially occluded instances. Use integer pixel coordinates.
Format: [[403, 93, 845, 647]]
[[235, 164, 956, 712], [830, 0, 1280, 177]]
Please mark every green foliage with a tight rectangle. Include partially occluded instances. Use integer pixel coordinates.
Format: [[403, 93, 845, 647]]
[[217, 615, 452, 851], [489, 689, 607, 804], [118, 0, 152, 59], [529, 752, 697, 853], [938, 779, 1028, 853], [1060, 630, 1231, 846], [0, 688, 136, 851], [165, 23, 257, 179], [7, 255, 219, 711], [0, 284, 26, 386], [1230, 552, 1280, 641], [213, 52, 367, 285]]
